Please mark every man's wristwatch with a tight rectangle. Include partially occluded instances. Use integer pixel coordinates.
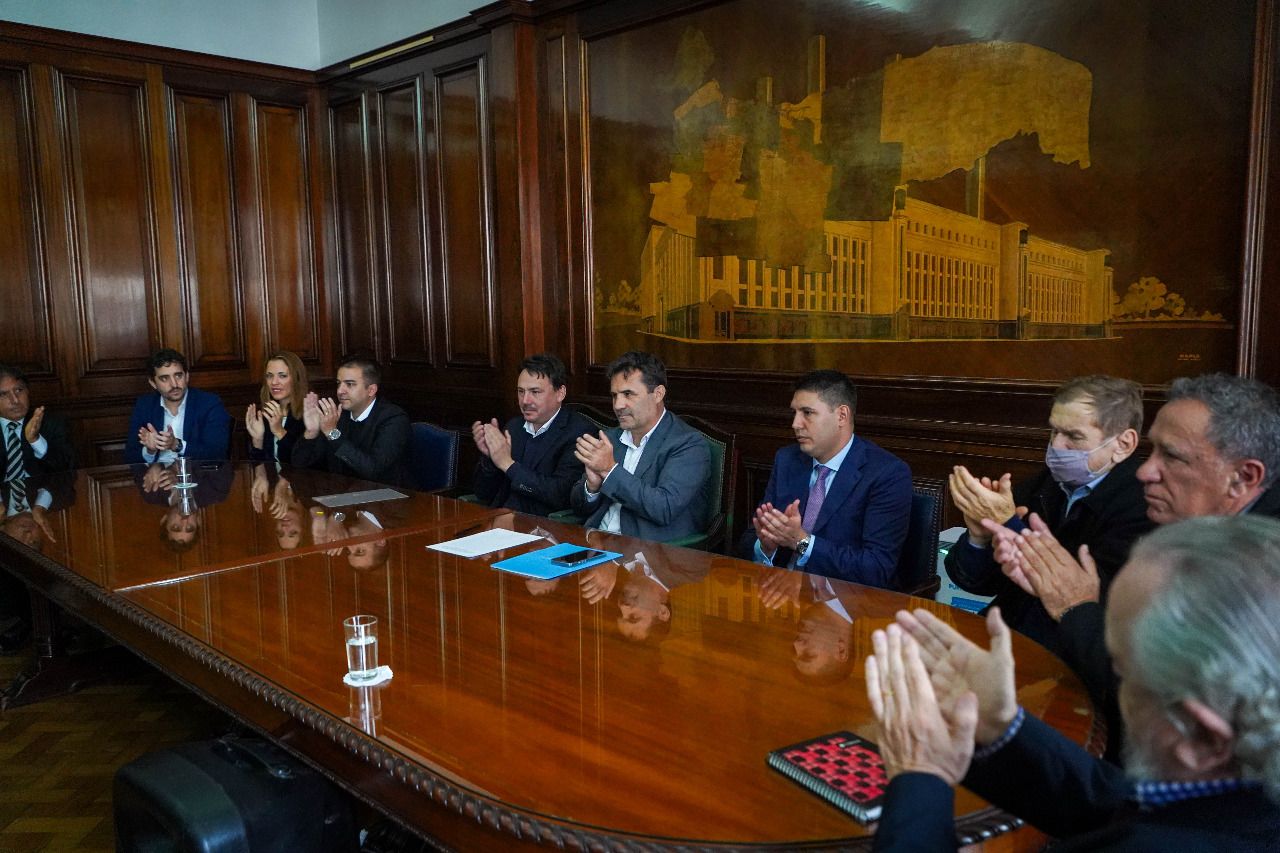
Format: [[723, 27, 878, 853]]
[[174, 438, 184, 454], [326, 428, 342, 441], [794, 535, 812, 557]]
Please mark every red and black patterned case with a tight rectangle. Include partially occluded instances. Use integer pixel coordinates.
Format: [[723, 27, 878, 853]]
[[766, 730, 887, 824]]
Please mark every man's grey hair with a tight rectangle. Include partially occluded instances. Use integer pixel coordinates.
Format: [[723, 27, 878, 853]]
[[1127, 515, 1280, 802], [1167, 374, 1280, 487]]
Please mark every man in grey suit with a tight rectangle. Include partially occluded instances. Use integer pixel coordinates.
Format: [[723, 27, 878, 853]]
[[571, 351, 710, 542]]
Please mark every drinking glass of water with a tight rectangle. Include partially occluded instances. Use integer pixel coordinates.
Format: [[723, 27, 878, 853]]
[[343, 615, 379, 683]]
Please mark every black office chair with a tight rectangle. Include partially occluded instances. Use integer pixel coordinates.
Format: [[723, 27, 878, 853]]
[[896, 476, 945, 598], [409, 422, 459, 492]]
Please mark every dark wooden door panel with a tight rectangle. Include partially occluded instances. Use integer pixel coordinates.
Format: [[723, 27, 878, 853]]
[[329, 95, 379, 357], [61, 73, 160, 376], [255, 100, 321, 361], [171, 89, 246, 370], [434, 63, 496, 368], [0, 65, 54, 376], [379, 78, 434, 366]]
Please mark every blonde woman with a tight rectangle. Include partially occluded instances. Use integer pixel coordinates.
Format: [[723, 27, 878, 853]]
[[245, 351, 308, 464]]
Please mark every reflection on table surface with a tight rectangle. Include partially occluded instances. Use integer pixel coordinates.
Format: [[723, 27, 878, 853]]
[[5, 463, 497, 591], [115, 508, 1095, 846]]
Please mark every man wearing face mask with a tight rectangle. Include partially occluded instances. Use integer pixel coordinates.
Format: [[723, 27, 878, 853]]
[[943, 376, 1152, 661]]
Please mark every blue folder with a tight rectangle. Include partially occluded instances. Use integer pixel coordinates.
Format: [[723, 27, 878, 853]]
[[491, 542, 622, 579]]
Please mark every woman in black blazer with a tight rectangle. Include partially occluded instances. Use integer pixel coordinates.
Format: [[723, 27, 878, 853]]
[[245, 350, 308, 464]]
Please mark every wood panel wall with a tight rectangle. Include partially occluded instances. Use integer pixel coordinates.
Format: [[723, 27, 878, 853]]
[[0, 26, 328, 464], [4, 0, 1278, 546]]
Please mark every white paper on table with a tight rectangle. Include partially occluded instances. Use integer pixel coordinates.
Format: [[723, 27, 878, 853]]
[[314, 488, 408, 508], [427, 529, 545, 558]]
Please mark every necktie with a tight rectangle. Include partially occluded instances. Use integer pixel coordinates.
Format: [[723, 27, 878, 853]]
[[802, 465, 830, 531], [5, 422, 28, 513]]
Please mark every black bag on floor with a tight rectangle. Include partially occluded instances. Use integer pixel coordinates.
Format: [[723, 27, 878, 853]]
[[113, 734, 358, 853]]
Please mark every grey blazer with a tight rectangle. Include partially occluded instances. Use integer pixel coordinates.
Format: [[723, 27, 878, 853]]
[[570, 411, 711, 542]]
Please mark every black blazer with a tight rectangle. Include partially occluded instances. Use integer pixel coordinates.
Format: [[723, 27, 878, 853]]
[[247, 413, 306, 465], [471, 408, 595, 517], [4, 410, 75, 476], [290, 398, 411, 488], [944, 453, 1153, 656]]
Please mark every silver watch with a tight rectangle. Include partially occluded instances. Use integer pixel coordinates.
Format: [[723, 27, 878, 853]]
[[794, 535, 812, 557], [326, 428, 342, 441]]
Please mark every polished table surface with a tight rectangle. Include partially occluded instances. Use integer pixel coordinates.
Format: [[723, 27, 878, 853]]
[[0, 463, 1101, 850]]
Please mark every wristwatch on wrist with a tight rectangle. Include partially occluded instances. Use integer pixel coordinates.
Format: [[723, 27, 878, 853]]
[[174, 438, 184, 454], [326, 428, 342, 441], [794, 534, 812, 557]]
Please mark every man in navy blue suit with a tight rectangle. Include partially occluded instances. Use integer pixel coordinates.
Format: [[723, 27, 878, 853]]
[[470, 353, 594, 517], [868, 515, 1280, 852], [124, 349, 230, 464], [739, 370, 911, 589]]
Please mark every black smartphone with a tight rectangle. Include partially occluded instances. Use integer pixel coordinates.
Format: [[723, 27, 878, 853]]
[[549, 548, 606, 567]]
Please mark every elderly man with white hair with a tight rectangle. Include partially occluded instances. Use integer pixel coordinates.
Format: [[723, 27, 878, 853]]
[[865, 514, 1280, 851]]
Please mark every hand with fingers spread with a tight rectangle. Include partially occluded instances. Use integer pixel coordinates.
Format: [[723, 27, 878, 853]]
[[865, 624, 978, 784], [949, 466, 1017, 544], [1009, 513, 1101, 619], [894, 607, 1018, 745]]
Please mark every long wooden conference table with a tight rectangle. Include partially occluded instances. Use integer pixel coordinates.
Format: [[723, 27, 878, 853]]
[[0, 462, 1101, 851]]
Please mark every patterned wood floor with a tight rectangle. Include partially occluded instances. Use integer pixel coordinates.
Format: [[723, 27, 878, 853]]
[[0, 643, 231, 851]]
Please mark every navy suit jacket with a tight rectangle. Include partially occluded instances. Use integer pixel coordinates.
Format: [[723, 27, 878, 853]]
[[570, 411, 710, 542], [124, 387, 230, 463], [873, 715, 1280, 852], [739, 438, 911, 589], [471, 408, 595, 517]]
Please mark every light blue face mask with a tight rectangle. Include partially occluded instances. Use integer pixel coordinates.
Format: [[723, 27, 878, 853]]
[[1045, 434, 1118, 489]]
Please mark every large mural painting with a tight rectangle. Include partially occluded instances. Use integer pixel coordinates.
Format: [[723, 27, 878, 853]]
[[585, 0, 1257, 382]]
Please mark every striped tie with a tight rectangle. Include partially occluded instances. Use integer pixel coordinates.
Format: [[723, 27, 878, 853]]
[[5, 421, 28, 513]]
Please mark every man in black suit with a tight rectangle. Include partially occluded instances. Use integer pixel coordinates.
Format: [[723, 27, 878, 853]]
[[470, 354, 594, 517], [0, 363, 75, 652], [292, 355, 411, 487], [869, 515, 1280, 852], [944, 375, 1152, 669]]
